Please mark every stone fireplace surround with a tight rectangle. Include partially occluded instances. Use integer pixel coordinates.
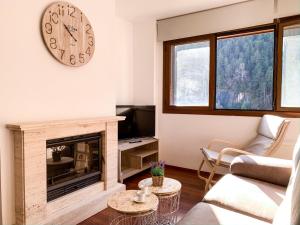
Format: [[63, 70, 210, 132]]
[[7, 117, 125, 225]]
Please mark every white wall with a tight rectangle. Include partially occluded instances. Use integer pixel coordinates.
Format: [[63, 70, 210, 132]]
[[1, 0, 299, 223], [121, 0, 300, 172], [115, 18, 156, 106], [0, 0, 121, 224], [157, 0, 274, 41], [157, 0, 300, 41], [155, 0, 300, 171], [132, 20, 157, 105], [156, 40, 300, 171], [115, 17, 134, 105], [276, 0, 300, 18], [114, 1, 297, 172]]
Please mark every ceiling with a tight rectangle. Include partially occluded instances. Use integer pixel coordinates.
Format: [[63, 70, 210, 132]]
[[116, 0, 250, 22]]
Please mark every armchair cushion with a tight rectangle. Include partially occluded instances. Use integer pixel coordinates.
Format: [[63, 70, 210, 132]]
[[243, 135, 274, 155], [203, 174, 286, 222], [177, 202, 270, 225], [230, 155, 292, 186], [258, 115, 286, 140]]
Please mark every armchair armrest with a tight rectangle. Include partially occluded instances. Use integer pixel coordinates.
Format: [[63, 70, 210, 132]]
[[230, 155, 292, 186], [208, 139, 240, 151], [216, 147, 255, 166]]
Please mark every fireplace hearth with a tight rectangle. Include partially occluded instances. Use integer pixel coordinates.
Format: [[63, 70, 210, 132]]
[[46, 133, 103, 201]]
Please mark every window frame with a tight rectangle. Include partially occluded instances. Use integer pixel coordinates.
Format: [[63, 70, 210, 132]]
[[276, 15, 300, 112], [163, 15, 300, 117], [163, 34, 216, 114], [215, 24, 276, 113]]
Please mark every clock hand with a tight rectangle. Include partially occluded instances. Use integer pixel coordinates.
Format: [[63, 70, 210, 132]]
[[63, 23, 77, 42]]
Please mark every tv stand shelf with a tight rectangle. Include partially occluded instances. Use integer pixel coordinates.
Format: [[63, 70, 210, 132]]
[[118, 137, 159, 182], [129, 149, 158, 157]]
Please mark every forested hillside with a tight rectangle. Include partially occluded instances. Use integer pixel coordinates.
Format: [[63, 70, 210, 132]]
[[174, 32, 275, 110], [216, 32, 274, 110]]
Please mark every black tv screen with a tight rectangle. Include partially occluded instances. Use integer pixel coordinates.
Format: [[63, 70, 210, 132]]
[[116, 105, 155, 140]]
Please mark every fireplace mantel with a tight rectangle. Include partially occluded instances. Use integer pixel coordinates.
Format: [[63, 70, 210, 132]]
[[7, 116, 124, 131], [7, 116, 125, 225]]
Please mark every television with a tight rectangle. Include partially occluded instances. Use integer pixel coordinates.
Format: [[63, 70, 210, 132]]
[[116, 105, 155, 140]]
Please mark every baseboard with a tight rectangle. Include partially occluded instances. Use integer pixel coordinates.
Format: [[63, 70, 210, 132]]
[[166, 164, 198, 173], [166, 164, 223, 175]]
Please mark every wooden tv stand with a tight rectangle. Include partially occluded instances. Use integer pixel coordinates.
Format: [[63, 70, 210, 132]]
[[118, 137, 159, 183]]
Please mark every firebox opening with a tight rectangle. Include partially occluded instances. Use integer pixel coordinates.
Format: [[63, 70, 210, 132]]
[[46, 132, 103, 202]]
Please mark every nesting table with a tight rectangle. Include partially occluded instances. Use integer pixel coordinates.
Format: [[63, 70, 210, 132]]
[[138, 177, 182, 225], [107, 190, 159, 225]]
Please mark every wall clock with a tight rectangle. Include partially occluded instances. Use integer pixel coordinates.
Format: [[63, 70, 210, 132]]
[[42, 1, 95, 67]]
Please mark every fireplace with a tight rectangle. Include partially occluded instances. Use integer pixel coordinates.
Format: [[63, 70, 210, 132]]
[[46, 133, 103, 201], [8, 117, 125, 225]]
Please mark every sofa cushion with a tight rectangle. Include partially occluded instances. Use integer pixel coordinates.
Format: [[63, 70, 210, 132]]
[[292, 136, 300, 172], [272, 197, 291, 225], [291, 164, 300, 225], [177, 202, 270, 225], [231, 155, 292, 186], [257, 115, 285, 140], [273, 163, 300, 225], [204, 174, 286, 222]]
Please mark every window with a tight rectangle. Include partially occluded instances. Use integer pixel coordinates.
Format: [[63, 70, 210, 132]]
[[173, 41, 210, 106], [163, 15, 300, 116], [216, 31, 275, 111], [280, 23, 300, 108], [163, 35, 215, 113]]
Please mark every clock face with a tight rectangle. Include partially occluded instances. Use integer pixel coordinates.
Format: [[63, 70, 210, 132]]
[[42, 2, 95, 67]]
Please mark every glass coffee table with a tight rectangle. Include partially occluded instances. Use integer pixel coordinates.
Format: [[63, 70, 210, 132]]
[[138, 177, 182, 225], [107, 190, 159, 225]]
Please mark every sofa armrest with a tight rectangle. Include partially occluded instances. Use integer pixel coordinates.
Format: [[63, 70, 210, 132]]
[[230, 155, 292, 186]]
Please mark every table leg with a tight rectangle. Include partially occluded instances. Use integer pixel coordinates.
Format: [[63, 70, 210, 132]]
[[110, 210, 157, 225], [157, 191, 181, 225]]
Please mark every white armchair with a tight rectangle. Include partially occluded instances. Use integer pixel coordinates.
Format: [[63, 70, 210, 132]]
[[198, 115, 290, 192]]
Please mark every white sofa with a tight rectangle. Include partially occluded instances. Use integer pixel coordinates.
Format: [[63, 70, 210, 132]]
[[177, 138, 300, 225]]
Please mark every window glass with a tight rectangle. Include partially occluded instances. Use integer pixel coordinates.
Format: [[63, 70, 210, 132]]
[[173, 41, 210, 106], [281, 24, 300, 108], [216, 31, 274, 110]]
